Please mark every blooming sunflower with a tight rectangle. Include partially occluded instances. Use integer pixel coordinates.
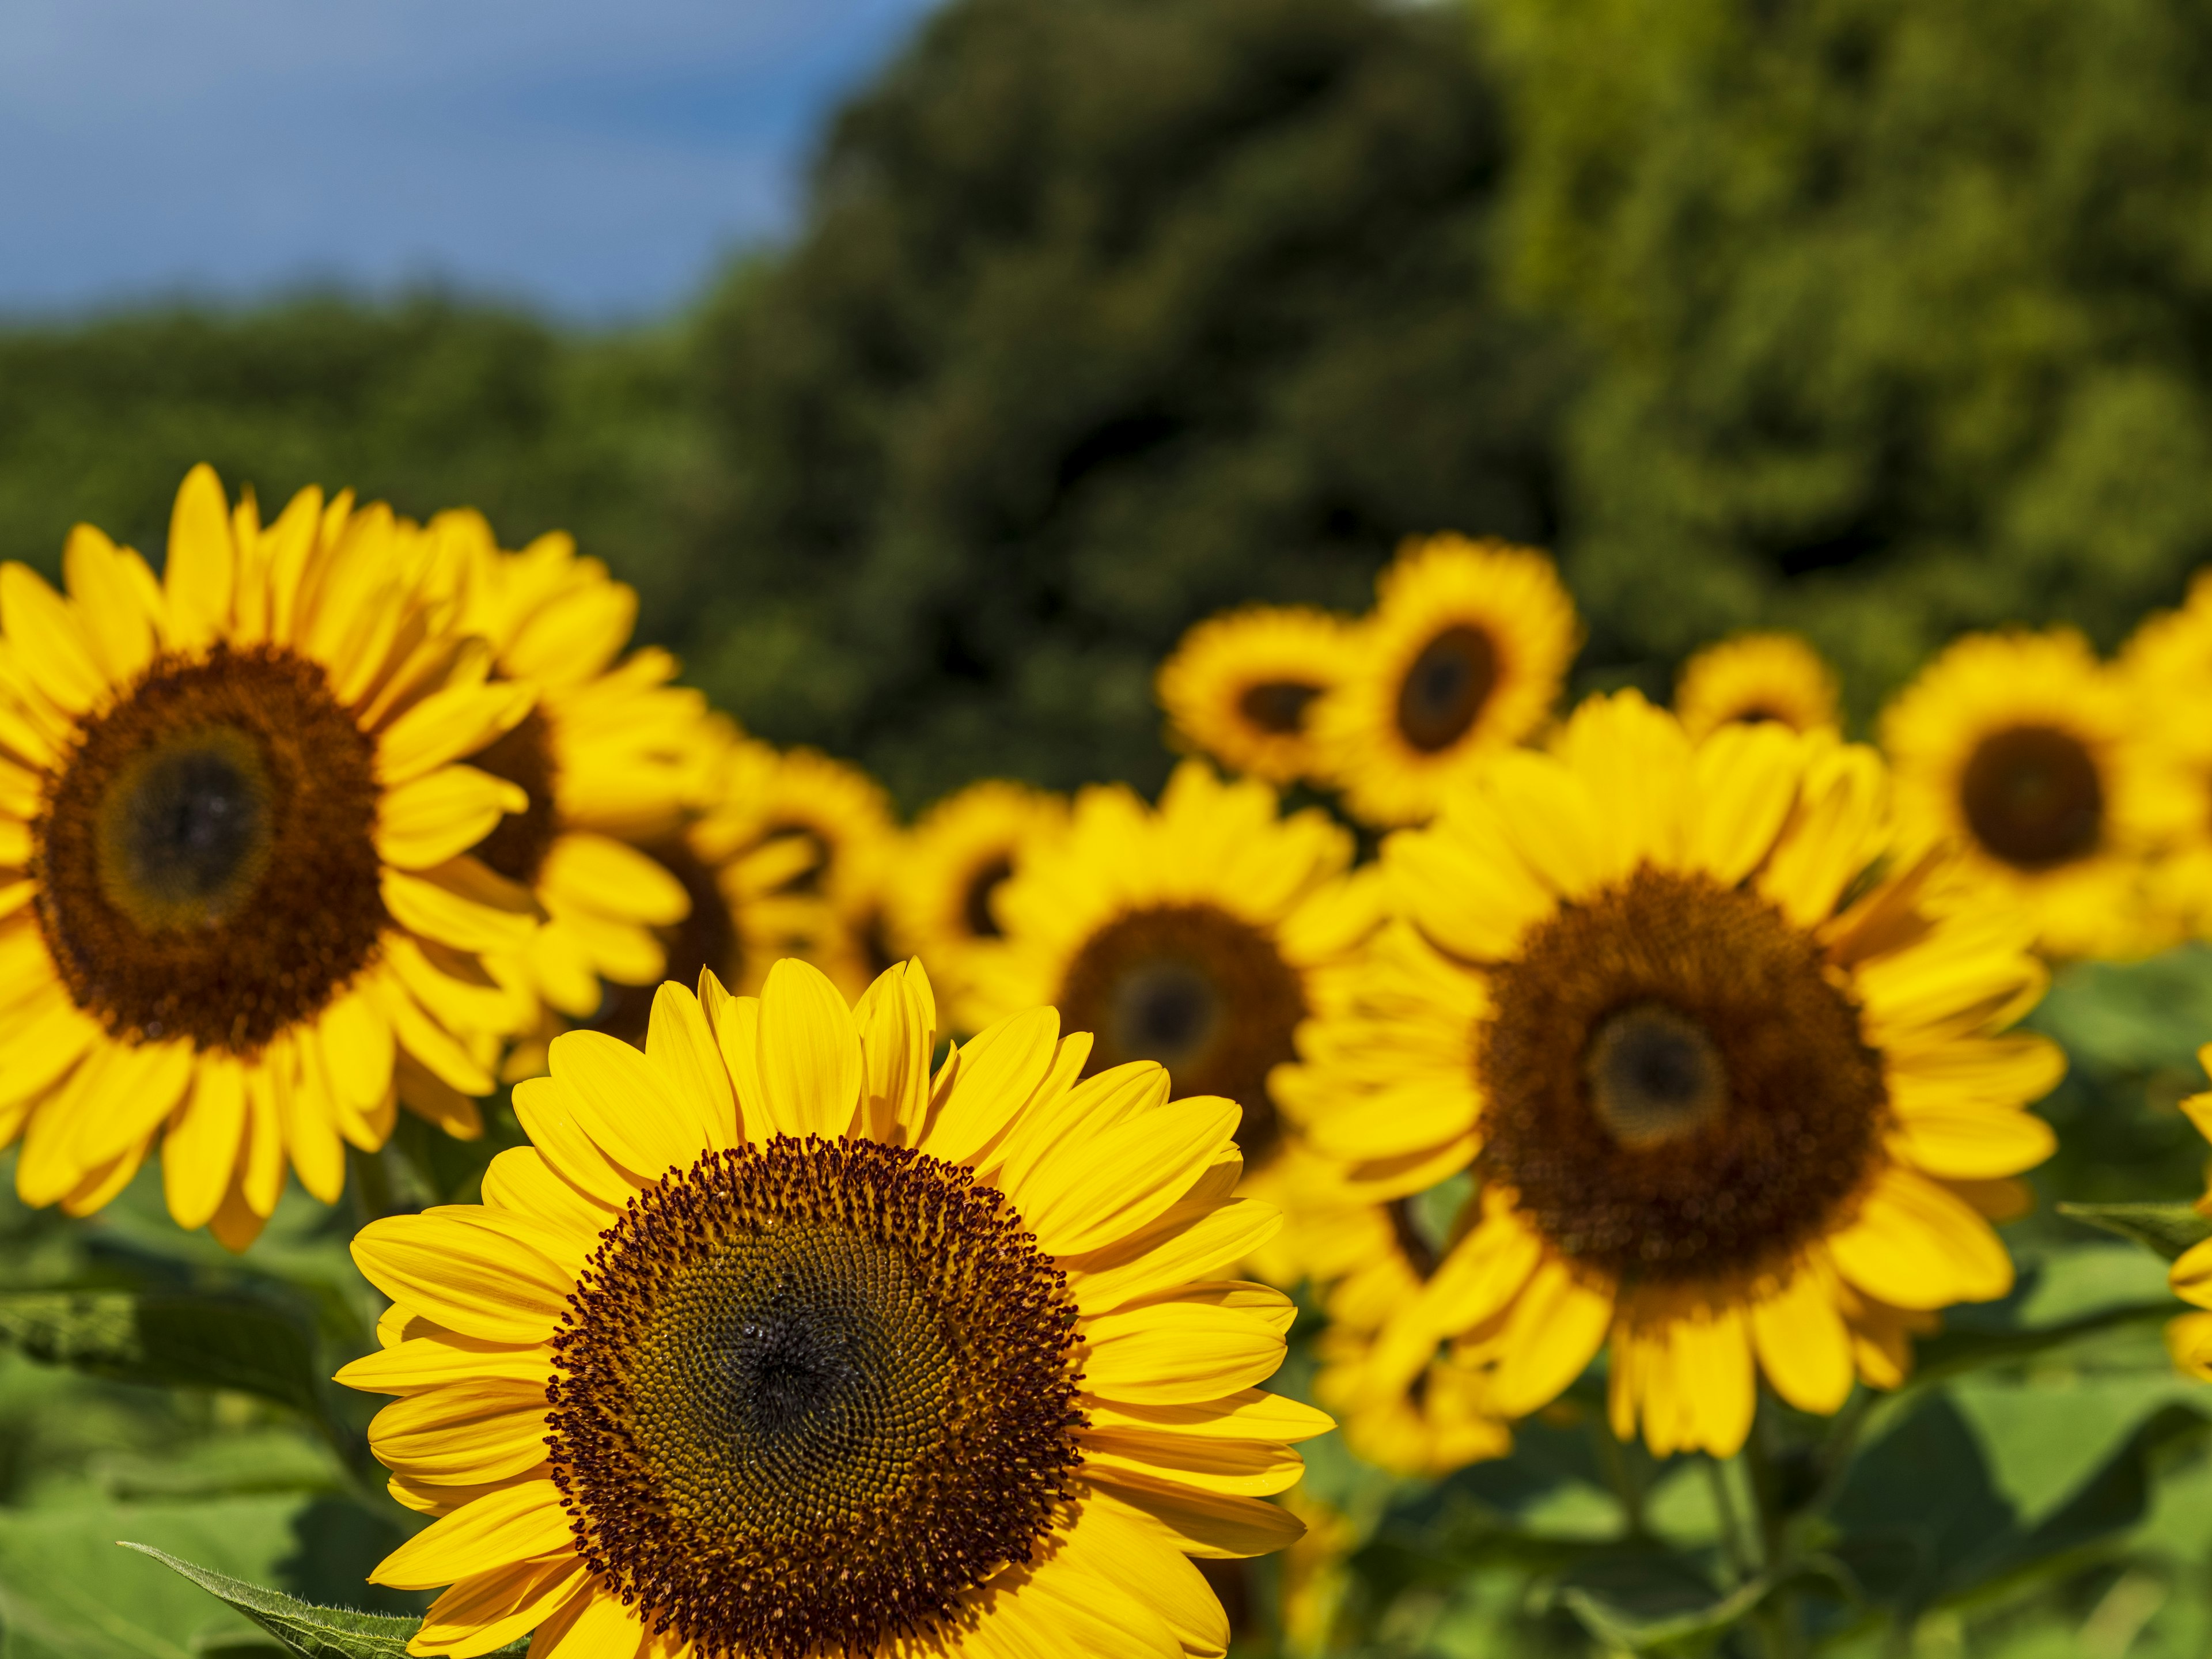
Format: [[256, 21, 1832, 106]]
[[691, 739, 902, 999], [414, 513, 710, 1059], [0, 467, 537, 1245], [340, 956, 1328, 1659], [1673, 631, 1840, 740], [1881, 628, 2170, 959], [967, 760, 1378, 1174], [503, 719, 827, 1078], [1156, 606, 1355, 786], [1281, 691, 2060, 1458], [884, 779, 1069, 1031], [1310, 535, 1580, 827]]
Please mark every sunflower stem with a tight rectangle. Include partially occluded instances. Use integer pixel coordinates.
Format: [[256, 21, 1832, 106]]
[[1589, 1417, 1647, 1536], [1703, 1456, 1752, 1586], [1744, 1402, 1805, 1659], [346, 1142, 405, 1225]]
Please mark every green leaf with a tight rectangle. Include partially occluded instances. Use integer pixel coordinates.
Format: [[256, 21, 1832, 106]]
[[123, 1547, 528, 1659], [2056, 1202, 2212, 1262], [0, 1289, 323, 1415], [1552, 1553, 1769, 1651], [119, 1546, 422, 1659], [1908, 1298, 2178, 1385]]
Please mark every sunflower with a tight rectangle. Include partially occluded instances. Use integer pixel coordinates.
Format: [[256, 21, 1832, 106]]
[[1673, 631, 1840, 740], [2120, 592, 2212, 943], [690, 739, 902, 999], [1310, 535, 1580, 827], [340, 956, 1328, 1659], [503, 719, 828, 1079], [1279, 691, 2059, 1458], [1157, 606, 1355, 785], [884, 779, 1069, 1031], [0, 467, 537, 1245], [966, 760, 1379, 1175], [1881, 628, 2171, 959], [406, 513, 711, 1075]]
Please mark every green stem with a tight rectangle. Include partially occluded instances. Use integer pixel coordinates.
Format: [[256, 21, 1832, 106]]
[[1588, 1417, 1647, 1536], [1703, 1456, 1751, 1586], [347, 1142, 403, 1226], [1743, 1402, 1804, 1659]]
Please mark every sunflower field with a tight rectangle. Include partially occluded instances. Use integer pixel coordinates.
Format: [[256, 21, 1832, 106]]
[[5, 2, 2212, 1658]]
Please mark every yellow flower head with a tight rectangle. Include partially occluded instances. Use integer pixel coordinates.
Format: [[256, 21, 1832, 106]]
[[967, 759, 1380, 1173], [409, 512, 714, 1047], [1311, 534, 1580, 827], [691, 740, 902, 999], [884, 779, 1069, 1031], [1279, 691, 2059, 1459], [1674, 631, 1840, 740], [1881, 628, 2168, 959], [1157, 605, 1355, 785], [0, 466, 541, 1245], [342, 957, 1329, 1659]]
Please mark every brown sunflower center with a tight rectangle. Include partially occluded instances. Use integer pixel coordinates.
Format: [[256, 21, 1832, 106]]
[[548, 1137, 1082, 1659], [1396, 623, 1498, 752], [1960, 724, 2103, 870], [33, 645, 385, 1052], [1058, 903, 1304, 1166], [960, 854, 1013, 940], [589, 836, 737, 1045], [467, 709, 560, 884], [1236, 679, 1321, 736], [1477, 866, 1885, 1283]]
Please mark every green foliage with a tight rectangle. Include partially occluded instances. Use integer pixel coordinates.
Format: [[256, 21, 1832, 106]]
[[1484, 0, 2212, 716], [0, 295, 699, 607], [122, 1548, 525, 1659], [683, 0, 1573, 803]]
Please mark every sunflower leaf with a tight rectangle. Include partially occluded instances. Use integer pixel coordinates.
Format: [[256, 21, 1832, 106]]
[[120, 1546, 531, 1659], [0, 1288, 323, 1414], [2056, 1201, 2212, 1262]]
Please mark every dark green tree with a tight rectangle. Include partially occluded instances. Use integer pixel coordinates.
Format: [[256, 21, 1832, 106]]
[[1486, 0, 2212, 714], [680, 0, 1573, 804]]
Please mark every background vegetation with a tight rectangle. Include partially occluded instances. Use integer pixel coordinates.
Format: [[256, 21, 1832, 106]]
[[5, 1, 2212, 1654]]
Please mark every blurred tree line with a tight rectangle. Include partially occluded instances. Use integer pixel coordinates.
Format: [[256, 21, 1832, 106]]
[[3, 0, 2210, 803]]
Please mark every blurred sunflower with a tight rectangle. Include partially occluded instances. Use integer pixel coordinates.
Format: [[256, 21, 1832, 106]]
[[691, 739, 902, 998], [1311, 534, 1579, 827], [0, 467, 536, 1245], [508, 719, 826, 1075], [1284, 692, 2059, 1457], [1157, 605, 1354, 785], [414, 514, 710, 1076], [1673, 631, 1840, 740], [1882, 629, 2167, 959], [968, 760, 1380, 1172], [2122, 593, 2212, 942], [342, 956, 1328, 1659], [884, 778, 1068, 1030]]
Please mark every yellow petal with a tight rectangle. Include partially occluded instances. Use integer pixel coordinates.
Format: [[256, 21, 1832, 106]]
[[1486, 1256, 1612, 1418], [1887, 1107, 2056, 1180], [61, 525, 160, 685], [754, 959, 861, 1139], [162, 465, 236, 648], [546, 1029, 702, 1180], [382, 866, 536, 957], [161, 1053, 248, 1231], [1082, 1476, 1303, 1560], [379, 767, 530, 872], [539, 834, 689, 927], [368, 1382, 555, 1484], [480, 1146, 616, 1241], [1065, 1198, 1286, 1316], [0, 563, 106, 713], [370, 1478, 571, 1590], [643, 983, 737, 1152], [852, 959, 935, 1143], [1083, 1301, 1284, 1405], [925, 1005, 1061, 1164], [413, 1556, 588, 1658], [1828, 1168, 2014, 1310], [510, 1077, 647, 1205], [1748, 1258, 1854, 1415], [337, 1333, 554, 1395], [378, 681, 536, 786], [351, 1212, 572, 1344], [1020, 1095, 1240, 1257], [1687, 721, 1802, 885]]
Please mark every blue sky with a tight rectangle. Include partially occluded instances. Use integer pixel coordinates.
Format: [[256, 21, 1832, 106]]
[[0, 0, 938, 321]]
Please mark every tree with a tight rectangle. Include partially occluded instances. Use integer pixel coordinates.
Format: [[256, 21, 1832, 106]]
[[1486, 0, 2212, 713], [681, 0, 1573, 804]]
